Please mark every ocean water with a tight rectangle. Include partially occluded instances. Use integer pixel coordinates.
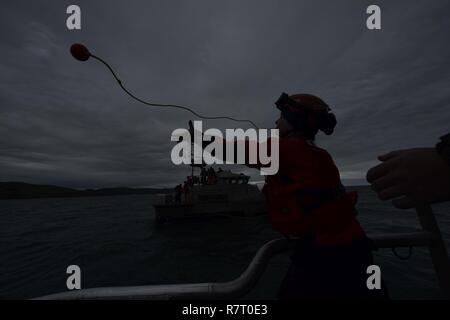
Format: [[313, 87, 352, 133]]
[[0, 187, 449, 300]]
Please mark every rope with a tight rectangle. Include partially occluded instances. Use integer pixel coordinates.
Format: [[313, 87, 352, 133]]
[[91, 55, 259, 129]]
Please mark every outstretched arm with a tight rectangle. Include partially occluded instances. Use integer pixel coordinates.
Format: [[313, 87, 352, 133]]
[[188, 120, 277, 170]]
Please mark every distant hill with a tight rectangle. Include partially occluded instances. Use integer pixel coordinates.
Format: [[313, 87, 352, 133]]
[[0, 182, 172, 200], [0, 182, 371, 200], [345, 185, 372, 192]]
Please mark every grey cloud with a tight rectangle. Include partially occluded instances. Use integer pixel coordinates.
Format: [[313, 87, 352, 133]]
[[1, 0, 449, 188]]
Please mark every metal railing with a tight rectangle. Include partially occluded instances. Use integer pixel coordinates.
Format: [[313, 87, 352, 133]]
[[34, 205, 450, 300]]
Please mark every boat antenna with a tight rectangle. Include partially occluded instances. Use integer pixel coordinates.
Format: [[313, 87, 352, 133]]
[[70, 43, 259, 129]]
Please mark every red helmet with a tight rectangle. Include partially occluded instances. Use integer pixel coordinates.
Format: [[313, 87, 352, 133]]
[[275, 92, 336, 136]]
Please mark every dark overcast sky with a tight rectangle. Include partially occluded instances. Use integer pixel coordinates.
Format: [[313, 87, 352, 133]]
[[1, 0, 449, 188]]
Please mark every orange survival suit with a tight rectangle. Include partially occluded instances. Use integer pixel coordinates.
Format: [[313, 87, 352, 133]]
[[258, 137, 364, 246]]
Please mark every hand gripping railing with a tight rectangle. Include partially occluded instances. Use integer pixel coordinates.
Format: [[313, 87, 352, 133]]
[[34, 205, 450, 300]]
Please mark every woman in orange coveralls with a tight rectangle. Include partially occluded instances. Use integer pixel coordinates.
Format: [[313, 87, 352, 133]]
[[262, 92, 387, 299], [189, 92, 388, 299]]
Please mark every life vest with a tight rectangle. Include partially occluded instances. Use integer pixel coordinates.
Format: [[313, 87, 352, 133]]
[[262, 137, 364, 246]]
